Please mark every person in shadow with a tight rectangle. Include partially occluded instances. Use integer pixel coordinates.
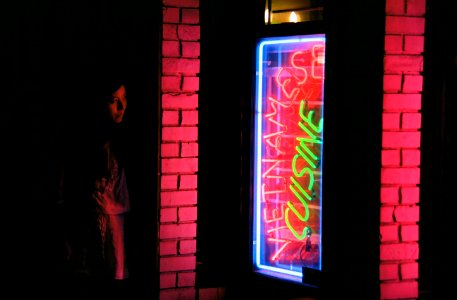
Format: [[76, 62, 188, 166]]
[[57, 62, 133, 300]]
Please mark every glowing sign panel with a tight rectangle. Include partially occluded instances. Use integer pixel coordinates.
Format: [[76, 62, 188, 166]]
[[253, 35, 325, 283]]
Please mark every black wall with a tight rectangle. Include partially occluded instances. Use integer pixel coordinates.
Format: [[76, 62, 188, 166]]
[[321, 1, 384, 299], [4, 1, 160, 298], [197, 0, 262, 293], [421, 1, 457, 299]]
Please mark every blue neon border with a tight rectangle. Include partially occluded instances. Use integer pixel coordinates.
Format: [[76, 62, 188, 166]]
[[253, 34, 326, 282]]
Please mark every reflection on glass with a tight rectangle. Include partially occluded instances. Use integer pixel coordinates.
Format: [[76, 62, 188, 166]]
[[264, 0, 324, 25]]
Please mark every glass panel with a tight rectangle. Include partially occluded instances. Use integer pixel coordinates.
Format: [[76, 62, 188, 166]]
[[265, 0, 324, 25], [253, 34, 326, 283]]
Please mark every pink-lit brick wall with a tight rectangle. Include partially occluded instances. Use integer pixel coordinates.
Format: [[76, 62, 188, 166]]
[[160, 0, 200, 299], [380, 0, 425, 299]]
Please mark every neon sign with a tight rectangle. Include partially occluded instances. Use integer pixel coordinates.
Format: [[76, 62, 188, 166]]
[[253, 34, 325, 283]]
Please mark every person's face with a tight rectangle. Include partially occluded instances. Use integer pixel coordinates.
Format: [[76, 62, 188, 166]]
[[107, 84, 127, 123]]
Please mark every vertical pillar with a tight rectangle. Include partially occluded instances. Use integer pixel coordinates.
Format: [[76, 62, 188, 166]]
[[380, 0, 426, 299], [159, 1, 200, 299]]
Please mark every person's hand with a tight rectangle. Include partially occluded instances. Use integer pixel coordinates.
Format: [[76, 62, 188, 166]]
[[93, 177, 108, 213]]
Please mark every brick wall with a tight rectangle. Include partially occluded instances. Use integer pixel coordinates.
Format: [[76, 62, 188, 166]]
[[159, 0, 200, 299], [380, 0, 425, 299]]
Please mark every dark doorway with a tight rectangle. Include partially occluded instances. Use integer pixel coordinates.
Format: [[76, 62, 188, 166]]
[[197, 1, 384, 299]]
